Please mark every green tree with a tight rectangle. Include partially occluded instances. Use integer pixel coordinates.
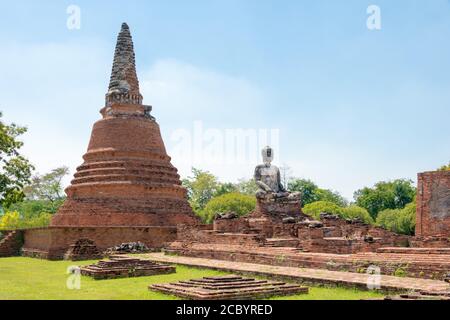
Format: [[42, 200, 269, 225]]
[[288, 179, 347, 207], [354, 179, 416, 220], [288, 179, 318, 206], [0, 211, 20, 229], [0, 113, 34, 208], [437, 162, 450, 171], [0, 210, 52, 230], [24, 166, 69, 203], [9, 199, 63, 220], [235, 178, 259, 196], [315, 188, 348, 207], [215, 182, 238, 197], [376, 202, 416, 235], [200, 193, 256, 224], [182, 168, 220, 213]]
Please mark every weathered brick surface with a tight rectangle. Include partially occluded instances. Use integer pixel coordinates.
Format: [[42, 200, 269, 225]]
[[144, 252, 450, 293], [0, 230, 24, 257], [165, 243, 450, 280], [150, 275, 308, 300], [81, 255, 175, 280], [63, 238, 103, 261], [189, 211, 410, 255], [416, 171, 450, 237], [51, 116, 197, 227], [22, 226, 177, 260]]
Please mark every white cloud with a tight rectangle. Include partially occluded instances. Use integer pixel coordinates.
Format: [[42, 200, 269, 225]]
[[140, 59, 271, 183]]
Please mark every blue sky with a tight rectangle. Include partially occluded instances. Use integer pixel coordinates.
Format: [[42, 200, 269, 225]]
[[0, 0, 449, 200]]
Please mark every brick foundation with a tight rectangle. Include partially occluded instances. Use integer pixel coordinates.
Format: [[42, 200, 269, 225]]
[[165, 243, 450, 280], [21, 226, 177, 260]]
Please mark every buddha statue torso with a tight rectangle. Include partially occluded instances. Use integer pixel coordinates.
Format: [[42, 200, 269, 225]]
[[254, 146, 300, 200]]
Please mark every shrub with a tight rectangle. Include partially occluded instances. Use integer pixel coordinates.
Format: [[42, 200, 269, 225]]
[[376, 202, 416, 235], [303, 201, 343, 220], [0, 210, 52, 230], [0, 211, 20, 229], [199, 193, 256, 224], [341, 205, 374, 224], [303, 201, 374, 224]]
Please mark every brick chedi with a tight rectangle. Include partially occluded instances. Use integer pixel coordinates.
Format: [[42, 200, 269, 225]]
[[51, 23, 197, 227]]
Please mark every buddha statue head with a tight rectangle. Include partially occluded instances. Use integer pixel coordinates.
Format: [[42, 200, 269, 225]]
[[262, 146, 274, 166]]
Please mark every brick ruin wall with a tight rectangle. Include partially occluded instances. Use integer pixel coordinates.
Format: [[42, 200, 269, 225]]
[[204, 213, 411, 254], [0, 230, 24, 257], [21, 226, 177, 260], [416, 171, 450, 237]]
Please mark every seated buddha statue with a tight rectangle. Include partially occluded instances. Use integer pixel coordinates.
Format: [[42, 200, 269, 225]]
[[254, 146, 301, 201]]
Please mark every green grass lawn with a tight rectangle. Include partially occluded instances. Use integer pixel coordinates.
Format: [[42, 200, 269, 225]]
[[0, 257, 384, 300]]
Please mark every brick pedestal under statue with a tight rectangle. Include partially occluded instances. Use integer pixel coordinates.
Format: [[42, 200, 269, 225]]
[[20, 23, 198, 260]]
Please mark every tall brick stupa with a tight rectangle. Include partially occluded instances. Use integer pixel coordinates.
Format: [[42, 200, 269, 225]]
[[51, 23, 197, 227]]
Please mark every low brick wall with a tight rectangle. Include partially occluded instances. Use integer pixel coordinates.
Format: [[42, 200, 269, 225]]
[[22, 226, 177, 260]]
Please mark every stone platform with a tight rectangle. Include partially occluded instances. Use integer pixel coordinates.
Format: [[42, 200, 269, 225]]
[[164, 242, 450, 280], [385, 291, 450, 300], [80, 255, 175, 279], [150, 275, 308, 300], [141, 252, 450, 293]]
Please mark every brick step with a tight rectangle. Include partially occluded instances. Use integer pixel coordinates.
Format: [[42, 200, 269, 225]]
[[76, 161, 178, 173], [80, 256, 176, 279], [377, 247, 450, 255], [74, 166, 178, 178], [72, 174, 181, 185], [0, 231, 23, 257], [264, 238, 300, 247], [150, 275, 308, 300], [165, 244, 450, 280]]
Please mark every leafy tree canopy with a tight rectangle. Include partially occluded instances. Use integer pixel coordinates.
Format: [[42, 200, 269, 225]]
[[182, 168, 259, 216], [437, 162, 450, 171], [182, 168, 220, 213], [288, 179, 347, 207], [23, 166, 69, 202], [353, 179, 416, 220], [0, 112, 34, 209]]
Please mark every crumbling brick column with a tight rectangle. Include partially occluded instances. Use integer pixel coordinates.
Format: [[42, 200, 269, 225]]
[[416, 171, 450, 237]]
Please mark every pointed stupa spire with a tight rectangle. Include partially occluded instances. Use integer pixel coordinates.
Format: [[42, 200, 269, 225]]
[[105, 23, 143, 107]]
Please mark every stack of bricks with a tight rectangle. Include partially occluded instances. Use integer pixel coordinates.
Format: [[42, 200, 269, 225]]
[[0, 230, 24, 257], [80, 255, 175, 279], [63, 239, 103, 261], [150, 275, 308, 300]]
